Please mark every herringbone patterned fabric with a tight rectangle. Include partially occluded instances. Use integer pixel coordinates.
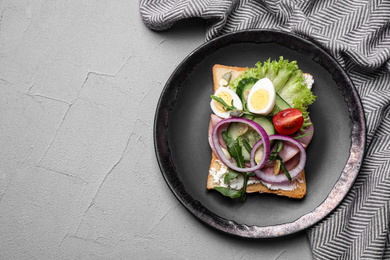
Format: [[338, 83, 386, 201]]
[[140, 0, 390, 258]]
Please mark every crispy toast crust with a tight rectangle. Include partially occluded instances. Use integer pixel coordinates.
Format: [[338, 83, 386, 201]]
[[208, 64, 307, 199]]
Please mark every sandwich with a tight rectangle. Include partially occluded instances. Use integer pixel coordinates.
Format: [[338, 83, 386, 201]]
[[207, 57, 315, 201]]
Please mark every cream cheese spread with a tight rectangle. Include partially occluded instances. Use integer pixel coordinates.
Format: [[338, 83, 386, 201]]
[[303, 73, 314, 90], [209, 159, 299, 191]]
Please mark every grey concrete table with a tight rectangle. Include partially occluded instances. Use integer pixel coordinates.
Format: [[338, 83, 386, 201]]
[[0, 1, 313, 259]]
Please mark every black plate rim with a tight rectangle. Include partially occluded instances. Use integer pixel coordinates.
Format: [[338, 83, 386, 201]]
[[153, 29, 366, 238]]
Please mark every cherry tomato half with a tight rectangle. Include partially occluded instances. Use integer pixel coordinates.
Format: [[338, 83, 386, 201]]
[[272, 108, 304, 135]]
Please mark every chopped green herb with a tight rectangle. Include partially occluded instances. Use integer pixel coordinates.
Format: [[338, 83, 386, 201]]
[[268, 141, 292, 181], [241, 138, 252, 154], [224, 171, 239, 182], [210, 95, 237, 111], [214, 132, 254, 202], [214, 187, 242, 199], [222, 131, 245, 168], [293, 132, 313, 139]]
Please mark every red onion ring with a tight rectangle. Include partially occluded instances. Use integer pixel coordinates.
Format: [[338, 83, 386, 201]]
[[250, 134, 306, 183], [212, 118, 270, 172]]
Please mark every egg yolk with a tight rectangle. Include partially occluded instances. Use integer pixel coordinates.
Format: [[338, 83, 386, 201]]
[[215, 91, 233, 113], [250, 89, 270, 110]]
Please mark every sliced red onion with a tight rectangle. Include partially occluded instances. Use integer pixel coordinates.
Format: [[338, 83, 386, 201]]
[[212, 118, 270, 172], [250, 134, 306, 183], [208, 114, 225, 151], [261, 154, 300, 172]]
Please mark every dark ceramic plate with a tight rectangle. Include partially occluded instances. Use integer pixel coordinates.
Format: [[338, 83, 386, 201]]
[[154, 30, 365, 238]]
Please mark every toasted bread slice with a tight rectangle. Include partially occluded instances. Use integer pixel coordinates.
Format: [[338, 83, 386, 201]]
[[212, 64, 247, 90], [207, 64, 307, 199]]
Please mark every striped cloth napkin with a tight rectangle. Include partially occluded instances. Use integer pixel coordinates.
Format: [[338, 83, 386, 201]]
[[140, 1, 390, 258]]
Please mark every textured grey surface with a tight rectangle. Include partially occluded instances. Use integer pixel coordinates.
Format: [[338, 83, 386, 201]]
[[0, 1, 313, 259]]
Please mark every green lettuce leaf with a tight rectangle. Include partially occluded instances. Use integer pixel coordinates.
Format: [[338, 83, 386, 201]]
[[278, 68, 316, 128], [229, 67, 259, 92], [230, 57, 316, 130], [256, 60, 269, 79], [272, 58, 299, 92]]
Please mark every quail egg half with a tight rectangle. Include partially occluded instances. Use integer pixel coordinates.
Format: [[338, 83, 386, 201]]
[[210, 87, 243, 118], [247, 78, 276, 115]]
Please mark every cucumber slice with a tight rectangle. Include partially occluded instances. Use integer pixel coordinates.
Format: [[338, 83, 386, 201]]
[[235, 78, 258, 110], [226, 115, 276, 161], [247, 115, 277, 158], [249, 115, 276, 136], [226, 122, 245, 140], [226, 122, 260, 161], [269, 93, 291, 116], [237, 77, 290, 116], [238, 77, 257, 99]]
